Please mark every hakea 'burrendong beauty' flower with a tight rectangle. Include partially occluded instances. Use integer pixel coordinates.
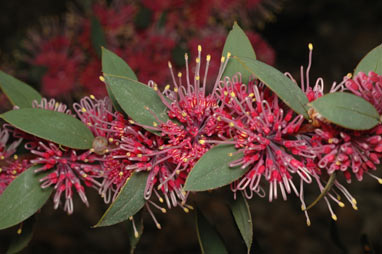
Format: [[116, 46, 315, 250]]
[[214, 79, 316, 202], [0, 125, 28, 194]]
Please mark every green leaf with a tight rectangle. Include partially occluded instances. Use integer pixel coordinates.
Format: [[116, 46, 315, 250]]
[[0, 108, 94, 149], [103, 74, 170, 132], [127, 211, 144, 254], [0, 71, 42, 108], [102, 47, 138, 112], [0, 166, 52, 230], [309, 92, 379, 130], [91, 15, 107, 57], [196, 209, 228, 254], [229, 192, 253, 253], [354, 44, 382, 76], [233, 56, 310, 119], [6, 216, 36, 254], [94, 172, 148, 227], [222, 22, 256, 82], [184, 144, 248, 191]]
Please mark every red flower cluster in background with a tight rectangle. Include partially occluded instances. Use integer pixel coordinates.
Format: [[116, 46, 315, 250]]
[[17, 0, 276, 99]]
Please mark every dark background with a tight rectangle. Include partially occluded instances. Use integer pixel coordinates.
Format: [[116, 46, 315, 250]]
[[0, 0, 381, 253]]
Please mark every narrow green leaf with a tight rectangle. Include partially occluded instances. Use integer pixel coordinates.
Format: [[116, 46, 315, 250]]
[[196, 209, 228, 254], [222, 22, 256, 82], [0, 166, 52, 230], [354, 44, 382, 76], [184, 144, 248, 191], [103, 74, 170, 132], [0, 108, 94, 149], [233, 56, 310, 118], [229, 192, 253, 253], [91, 16, 107, 57], [303, 172, 337, 211], [101, 47, 138, 112], [94, 172, 148, 227], [127, 211, 144, 254], [0, 71, 41, 108], [309, 92, 379, 130], [6, 216, 36, 254]]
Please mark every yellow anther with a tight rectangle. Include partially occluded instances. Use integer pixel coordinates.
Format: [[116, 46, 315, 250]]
[[161, 208, 167, 213], [308, 43, 313, 50], [352, 204, 358, 210], [159, 146, 164, 150], [153, 122, 158, 127], [335, 161, 341, 166], [217, 116, 222, 121], [168, 61, 172, 68], [229, 122, 235, 127], [13, 154, 18, 160], [227, 52, 231, 58], [87, 122, 92, 126], [206, 54, 211, 61], [230, 92, 236, 97], [82, 173, 88, 178], [84, 159, 89, 163], [328, 138, 334, 144], [223, 91, 228, 96], [156, 223, 162, 230], [248, 93, 254, 97], [134, 231, 139, 238], [184, 53, 188, 60], [0, 168, 2, 173], [17, 228, 22, 235], [159, 197, 164, 203], [126, 152, 131, 156], [81, 107, 87, 113], [12, 170, 17, 175], [164, 84, 170, 90], [55, 102, 59, 108], [378, 178, 382, 184], [352, 198, 357, 205], [104, 149, 109, 153], [137, 154, 142, 158], [306, 218, 311, 227], [0, 156, 4, 160], [183, 207, 190, 213], [119, 172, 124, 176], [183, 158, 188, 162], [301, 204, 306, 211], [198, 45, 202, 52], [108, 138, 114, 143], [338, 202, 345, 208], [99, 76, 105, 82], [199, 140, 206, 145], [174, 87, 178, 92], [228, 153, 233, 157], [347, 73, 352, 78], [178, 72, 182, 78], [90, 94, 95, 100], [175, 170, 180, 174], [195, 76, 200, 81], [196, 58, 200, 64], [221, 56, 225, 63], [182, 111, 187, 117], [331, 214, 337, 221], [129, 120, 135, 124]]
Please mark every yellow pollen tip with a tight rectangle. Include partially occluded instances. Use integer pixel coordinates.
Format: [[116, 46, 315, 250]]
[[352, 198, 357, 205], [175, 169, 180, 175], [352, 204, 358, 210], [90, 94, 95, 100], [229, 122, 235, 127], [137, 154, 142, 158], [301, 204, 306, 211], [126, 152, 131, 156], [164, 84, 170, 90], [230, 92, 236, 97], [196, 58, 200, 64], [178, 72, 182, 78], [183, 158, 188, 162], [174, 87, 178, 92], [156, 223, 162, 230], [129, 120, 135, 124], [335, 161, 341, 166], [338, 202, 345, 208], [184, 53, 188, 60], [99, 76, 105, 82], [12, 170, 17, 175], [199, 140, 205, 145], [153, 122, 158, 127], [228, 153, 233, 157], [198, 45, 202, 52], [108, 138, 113, 143], [17, 228, 22, 235], [248, 93, 254, 97], [227, 52, 231, 58], [378, 178, 382, 184], [221, 56, 225, 63], [223, 91, 228, 96], [161, 208, 167, 213], [181, 112, 187, 117], [183, 207, 190, 213], [206, 54, 211, 61], [331, 214, 337, 221], [306, 219, 311, 226], [0, 156, 4, 160], [81, 107, 87, 113], [134, 231, 139, 238], [195, 76, 200, 81], [13, 154, 18, 160], [347, 73, 352, 78], [0, 168, 2, 173], [55, 102, 59, 108], [159, 197, 164, 203], [308, 43, 313, 50], [84, 159, 89, 163], [87, 122, 92, 126], [217, 116, 221, 121], [119, 172, 124, 176], [328, 138, 334, 144], [168, 61, 172, 68], [104, 149, 109, 153]]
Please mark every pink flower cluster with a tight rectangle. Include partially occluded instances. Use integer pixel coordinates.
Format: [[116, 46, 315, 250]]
[[19, 0, 276, 99], [1, 45, 381, 227]]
